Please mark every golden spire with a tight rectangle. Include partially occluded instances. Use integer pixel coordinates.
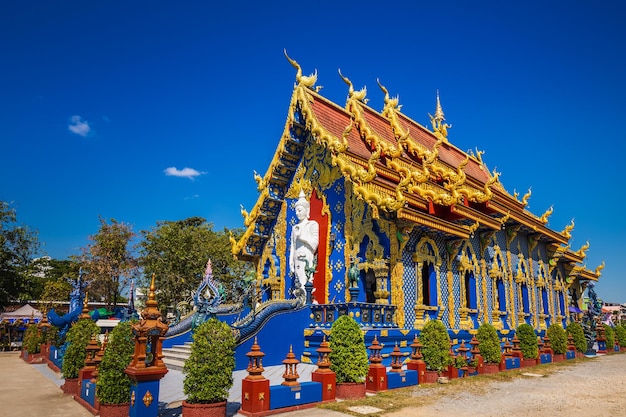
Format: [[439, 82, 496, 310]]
[[434, 90, 445, 123], [429, 90, 451, 140], [146, 274, 158, 308], [79, 291, 91, 320]]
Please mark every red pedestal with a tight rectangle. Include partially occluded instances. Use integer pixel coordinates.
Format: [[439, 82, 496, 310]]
[[240, 378, 270, 415], [475, 355, 485, 374], [446, 365, 458, 379], [311, 370, 336, 402], [407, 360, 426, 384], [366, 365, 387, 392]]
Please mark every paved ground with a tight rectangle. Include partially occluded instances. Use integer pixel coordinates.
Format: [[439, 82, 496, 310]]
[[0, 352, 346, 417], [3, 351, 625, 417]]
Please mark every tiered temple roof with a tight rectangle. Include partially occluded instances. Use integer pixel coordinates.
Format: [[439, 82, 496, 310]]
[[231, 53, 600, 283]]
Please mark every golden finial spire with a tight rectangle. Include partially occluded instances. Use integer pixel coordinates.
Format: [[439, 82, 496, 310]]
[[146, 273, 158, 308], [79, 291, 91, 320], [434, 90, 445, 123], [429, 90, 451, 140]]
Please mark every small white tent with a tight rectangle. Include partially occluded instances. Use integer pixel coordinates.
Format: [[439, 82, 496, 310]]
[[0, 304, 43, 324]]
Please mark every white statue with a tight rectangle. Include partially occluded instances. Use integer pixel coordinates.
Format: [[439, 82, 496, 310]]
[[289, 190, 319, 288]]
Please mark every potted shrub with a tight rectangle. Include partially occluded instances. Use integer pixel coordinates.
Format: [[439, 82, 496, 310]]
[[614, 325, 626, 351], [602, 324, 615, 352], [183, 318, 236, 417], [566, 322, 586, 357], [476, 322, 501, 373], [96, 321, 135, 417], [516, 323, 538, 367], [61, 319, 100, 396], [420, 319, 451, 382], [547, 324, 567, 361], [22, 324, 43, 362], [329, 315, 369, 399]]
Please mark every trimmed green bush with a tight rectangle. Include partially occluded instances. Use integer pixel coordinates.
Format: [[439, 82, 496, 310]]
[[566, 322, 586, 353], [329, 315, 369, 383], [476, 322, 501, 364], [61, 319, 100, 379], [23, 324, 42, 354], [615, 324, 626, 348], [183, 318, 236, 404], [547, 324, 567, 354], [516, 323, 538, 359], [44, 325, 60, 347], [420, 319, 452, 373], [96, 321, 135, 405], [603, 324, 615, 348]]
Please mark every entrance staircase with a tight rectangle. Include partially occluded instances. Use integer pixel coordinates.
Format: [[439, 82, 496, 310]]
[[162, 342, 192, 371]]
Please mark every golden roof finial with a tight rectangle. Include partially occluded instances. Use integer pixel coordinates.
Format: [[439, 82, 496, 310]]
[[146, 274, 158, 308], [434, 90, 445, 122], [561, 218, 575, 239], [284, 49, 320, 91], [595, 261, 605, 276], [429, 90, 451, 140], [79, 291, 91, 320], [521, 187, 532, 207]]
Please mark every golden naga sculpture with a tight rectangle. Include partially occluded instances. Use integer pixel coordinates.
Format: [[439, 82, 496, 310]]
[[284, 49, 321, 92], [561, 218, 575, 239], [377, 78, 402, 114], [467, 220, 480, 237], [521, 187, 532, 207], [594, 261, 605, 276], [499, 212, 511, 227], [338, 69, 368, 103], [253, 170, 267, 192], [575, 240, 590, 258], [240, 204, 251, 226], [428, 91, 451, 140], [539, 205, 553, 225]]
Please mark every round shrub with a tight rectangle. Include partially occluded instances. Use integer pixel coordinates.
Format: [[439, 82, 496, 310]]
[[183, 318, 236, 404], [566, 322, 586, 353], [329, 315, 369, 383], [61, 319, 100, 379], [23, 324, 42, 354], [614, 324, 626, 348], [96, 321, 135, 405], [476, 322, 501, 364], [420, 319, 451, 373], [547, 324, 567, 354], [603, 324, 615, 348], [516, 323, 538, 359]]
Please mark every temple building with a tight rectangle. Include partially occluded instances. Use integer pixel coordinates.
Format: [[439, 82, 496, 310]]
[[231, 53, 602, 350]]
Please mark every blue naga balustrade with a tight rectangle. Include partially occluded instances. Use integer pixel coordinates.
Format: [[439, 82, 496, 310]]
[[309, 303, 397, 328]]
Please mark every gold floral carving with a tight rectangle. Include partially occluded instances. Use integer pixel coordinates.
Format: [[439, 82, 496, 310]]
[[143, 390, 153, 408]]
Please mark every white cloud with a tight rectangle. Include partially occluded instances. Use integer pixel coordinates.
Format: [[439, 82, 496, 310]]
[[164, 167, 205, 180], [68, 115, 90, 137]]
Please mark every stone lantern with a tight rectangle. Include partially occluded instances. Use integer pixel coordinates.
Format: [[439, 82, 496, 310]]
[[311, 336, 336, 402], [366, 335, 387, 392], [125, 274, 169, 417]]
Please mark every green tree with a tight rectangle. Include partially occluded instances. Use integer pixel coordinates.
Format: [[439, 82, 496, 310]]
[[0, 201, 40, 309], [516, 323, 538, 359], [328, 315, 369, 383], [566, 322, 587, 353], [138, 217, 250, 310], [546, 323, 568, 355], [420, 319, 452, 373], [476, 322, 502, 364], [80, 217, 138, 309], [96, 320, 135, 404]]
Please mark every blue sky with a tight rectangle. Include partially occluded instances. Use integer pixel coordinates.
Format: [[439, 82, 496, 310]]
[[1, 2, 625, 302]]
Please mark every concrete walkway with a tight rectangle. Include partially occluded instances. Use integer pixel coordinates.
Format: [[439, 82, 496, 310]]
[[0, 352, 348, 417]]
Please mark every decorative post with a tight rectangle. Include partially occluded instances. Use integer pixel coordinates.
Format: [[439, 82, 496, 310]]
[[456, 341, 469, 377], [240, 338, 270, 415], [470, 335, 484, 373], [511, 335, 522, 359], [366, 335, 387, 392], [281, 345, 300, 386], [406, 335, 426, 384], [125, 274, 169, 417], [390, 343, 404, 372], [37, 314, 52, 361], [79, 334, 101, 382], [311, 336, 336, 402], [447, 340, 458, 379]]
